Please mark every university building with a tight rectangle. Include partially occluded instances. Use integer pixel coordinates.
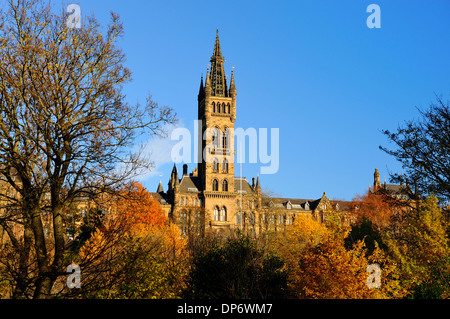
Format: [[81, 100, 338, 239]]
[[0, 32, 417, 245], [149, 31, 418, 238], [151, 31, 352, 237]]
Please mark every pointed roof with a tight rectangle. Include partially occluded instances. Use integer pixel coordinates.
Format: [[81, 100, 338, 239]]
[[213, 29, 222, 58], [230, 69, 236, 92], [204, 68, 211, 91], [157, 180, 164, 193], [171, 164, 179, 186], [198, 76, 205, 100], [234, 178, 254, 194], [209, 30, 227, 97], [171, 163, 178, 175], [255, 174, 261, 191]]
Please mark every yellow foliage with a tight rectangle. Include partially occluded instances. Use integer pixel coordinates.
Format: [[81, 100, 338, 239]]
[[78, 228, 108, 264], [274, 214, 405, 299]]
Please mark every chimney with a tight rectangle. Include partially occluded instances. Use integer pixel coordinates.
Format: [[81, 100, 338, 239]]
[[183, 164, 188, 176], [252, 177, 255, 188]]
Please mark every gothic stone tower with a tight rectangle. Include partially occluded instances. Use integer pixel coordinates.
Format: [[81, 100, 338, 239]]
[[197, 30, 238, 234], [164, 30, 260, 238]]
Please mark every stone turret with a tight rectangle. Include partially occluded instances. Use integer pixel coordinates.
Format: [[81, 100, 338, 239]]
[[374, 168, 381, 189]]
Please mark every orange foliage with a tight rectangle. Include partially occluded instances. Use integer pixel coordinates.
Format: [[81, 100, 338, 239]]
[[352, 189, 398, 231], [116, 182, 167, 231]]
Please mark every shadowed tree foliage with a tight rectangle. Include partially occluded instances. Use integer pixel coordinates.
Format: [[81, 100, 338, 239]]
[[380, 95, 450, 203], [345, 215, 386, 256], [71, 207, 105, 252], [183, 235, 288, 299], [0, 0, 175, 298]]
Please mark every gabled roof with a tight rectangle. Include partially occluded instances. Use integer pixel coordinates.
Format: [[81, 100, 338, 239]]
[[234, 177, 254, 194], [179, 176, 202, 192], [377, 184, 415, 199], [330, 200, 352, 212], [149, 192, 169, 205]]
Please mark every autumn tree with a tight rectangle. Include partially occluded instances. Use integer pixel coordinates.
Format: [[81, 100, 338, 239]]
[[115, 182, 167, 230], [55, 183, 187, 299], [275, 212, 404, 299], [0, 0, 175, 298], [351, 189, 402, 231], [72, 222, 188, 299], [183, 234, 288, 299], [383, 196, 450, 298], [380, 95, 450, 203], [345, 189, 402, 255]]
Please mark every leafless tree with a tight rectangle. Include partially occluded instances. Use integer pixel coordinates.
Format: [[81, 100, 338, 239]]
[[0, 0, 176, 298]]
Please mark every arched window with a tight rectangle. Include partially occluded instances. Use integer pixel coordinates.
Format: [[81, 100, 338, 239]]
[[212, 102, 215, 113], [236, 212, 242, 225], [222, 128, 229, 149], [194, 212, 201, 224], [220, 206, 227, 221], [222, 159, 228, 172], [222, 179, 228, 192], [212, 179, 218, 191], [217, 102, 221, 113], [214, 206, 219, 221], [212, 127, 219, 148], [222, 102, 226, 113], [249, 212, 256, 226], [227, 103, 231, 114], [213, 158, 219, 171]]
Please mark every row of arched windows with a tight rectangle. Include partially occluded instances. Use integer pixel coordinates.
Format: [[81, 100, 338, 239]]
[[180, 197, 202, 206], [212, 158, 228, 172], [235, 211, 256, 226], [213, 206, 227, 221], [212, 102, 231, 114], [212, 179, 228, 192]]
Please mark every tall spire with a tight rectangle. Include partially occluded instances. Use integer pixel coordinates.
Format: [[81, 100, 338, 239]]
[[255, 174, 261, 191], [209, 29, 227, 97], [213, 29, 222, 58]]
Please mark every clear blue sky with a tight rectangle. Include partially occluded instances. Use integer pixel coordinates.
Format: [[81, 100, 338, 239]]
[[70, 0, 450, 201]]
